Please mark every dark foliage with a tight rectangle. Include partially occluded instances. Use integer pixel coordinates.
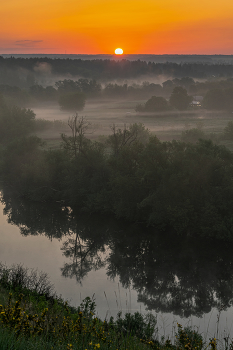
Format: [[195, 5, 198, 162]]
[[1, 118, 233, 240], [2, 56, 233, 83], [58, 91, 86, 111], [0, 101, 35, 143], [136, 96, 169, 112], [169, 86, 193, 110]]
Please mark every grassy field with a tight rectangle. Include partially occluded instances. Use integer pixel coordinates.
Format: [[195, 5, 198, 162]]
[[32, 99, 233, 151]]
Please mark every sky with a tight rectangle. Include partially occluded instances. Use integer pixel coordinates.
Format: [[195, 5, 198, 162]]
[[1, 0, 233, 54]]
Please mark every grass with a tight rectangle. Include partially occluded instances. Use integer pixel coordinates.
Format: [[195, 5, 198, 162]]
[[0, 292, 157, 350], [32, 100, 233, 151], [0, 263, 157, 349], [0, 263, 232, 350]]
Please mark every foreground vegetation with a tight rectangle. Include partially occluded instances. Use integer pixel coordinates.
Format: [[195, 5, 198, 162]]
[[0, 263, 229, 350]]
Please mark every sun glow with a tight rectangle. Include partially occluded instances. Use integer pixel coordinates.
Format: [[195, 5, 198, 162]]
[[115, 48, 123, 55]]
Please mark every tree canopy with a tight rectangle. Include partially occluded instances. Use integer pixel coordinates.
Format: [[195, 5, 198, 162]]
[[58, 92, 86, 111], [1, 118, 233, 240], [136, 96, 170, 112], [169, 86, 193, 110], [0, 99, 35, 143]]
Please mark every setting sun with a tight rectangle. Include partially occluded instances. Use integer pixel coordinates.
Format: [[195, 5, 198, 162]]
[[115, 48, 123, 55]]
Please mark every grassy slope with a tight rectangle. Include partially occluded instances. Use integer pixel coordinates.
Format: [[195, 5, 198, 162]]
[[0, 280, 222, 350], [0, 263, 158, 350]]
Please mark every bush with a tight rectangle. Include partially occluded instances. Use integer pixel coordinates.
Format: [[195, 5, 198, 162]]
[[181, 128, 206, 143], [144, 96, 169, 112], [58, 92, 86, 111], [0, 263, 54, 298], [135, 96, 169, 112], [115, 311, 157, 340], [0, 104, 35, 143], [223, 121, 233, 140]]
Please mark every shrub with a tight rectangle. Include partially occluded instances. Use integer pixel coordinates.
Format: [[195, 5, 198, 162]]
[[58, 92, 86, 111]]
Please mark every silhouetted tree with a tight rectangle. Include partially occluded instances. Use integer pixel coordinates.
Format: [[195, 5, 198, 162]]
[[58, 92, 86, 111], [136, 96, 169, 112], [169, 86, 192, 110], [203, 89, 226, 110]]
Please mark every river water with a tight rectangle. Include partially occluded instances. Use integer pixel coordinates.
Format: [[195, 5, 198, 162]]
[[0, 192, 233, 342]]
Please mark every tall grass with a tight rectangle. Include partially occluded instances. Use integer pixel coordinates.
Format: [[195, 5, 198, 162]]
[[0, 263, 233, 350]]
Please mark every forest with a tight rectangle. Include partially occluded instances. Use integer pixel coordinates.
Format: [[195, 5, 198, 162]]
[[2, 56, 233, 83], [1, 59, 233, 112]]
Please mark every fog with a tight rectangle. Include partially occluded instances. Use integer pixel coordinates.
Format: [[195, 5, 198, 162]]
[[33, 99, 233, 146]]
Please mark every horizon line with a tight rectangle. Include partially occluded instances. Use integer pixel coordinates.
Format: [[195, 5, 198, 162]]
[[1, 53, 233, 56]]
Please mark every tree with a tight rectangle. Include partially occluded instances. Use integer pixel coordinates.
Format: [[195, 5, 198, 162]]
[[162, 80, 175, 94], [61, 114, 92, 158], [142, 82, 163, 95], [107, 123, 149, 156], [104, 83, 128, 97], [169, 86, 192, 110], [223, 121, 233, 140], [55, 79, 80, 93], [173, 77, 195, 89], [144, 96, 169, 112], [55, 79, 101, 97], [58, 92, 86, 111], [0, 104, 35, 144], [135, 96, 169, 113], [202, 89, 226, 110], [181, 128, 206, 143], [77, 78, 101, 96], [29, 85, 45, 100]]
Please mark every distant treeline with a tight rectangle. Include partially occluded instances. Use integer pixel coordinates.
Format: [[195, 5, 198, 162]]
[[1, 56, 233, 86], [1, 97, 233, 240], [2, 76, 233, 111]]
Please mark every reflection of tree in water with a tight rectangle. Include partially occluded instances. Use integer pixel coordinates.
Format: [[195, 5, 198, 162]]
[[107, 229, 233, 318], [59, 210, 119, 283], [61, 230, 106, 283], [2, 190, 233, 317], [1, 191, 71, 239], [1, 190, 111, 283]]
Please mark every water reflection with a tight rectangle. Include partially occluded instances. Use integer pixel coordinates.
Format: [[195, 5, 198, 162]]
[[2, 190, 233, 319], [61, 231, 107, 283]]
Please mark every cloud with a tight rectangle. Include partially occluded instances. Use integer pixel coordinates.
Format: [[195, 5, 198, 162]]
[[15, 40, 43, 47]]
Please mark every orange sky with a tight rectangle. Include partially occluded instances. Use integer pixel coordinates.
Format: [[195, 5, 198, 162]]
[[1, 0, 233, 54]]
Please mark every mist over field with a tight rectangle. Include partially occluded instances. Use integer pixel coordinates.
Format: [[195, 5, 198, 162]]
[[2, 54, 233, 167]]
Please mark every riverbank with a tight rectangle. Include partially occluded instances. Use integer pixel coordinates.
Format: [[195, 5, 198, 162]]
[[0, 263, 224, 350], [0, 263, 158, 349]]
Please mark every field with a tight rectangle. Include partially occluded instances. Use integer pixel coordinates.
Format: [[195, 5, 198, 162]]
[[33, 99, 233, 150]]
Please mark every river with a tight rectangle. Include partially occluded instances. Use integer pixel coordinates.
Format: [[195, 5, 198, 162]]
[[0, 191, 233, 342]]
